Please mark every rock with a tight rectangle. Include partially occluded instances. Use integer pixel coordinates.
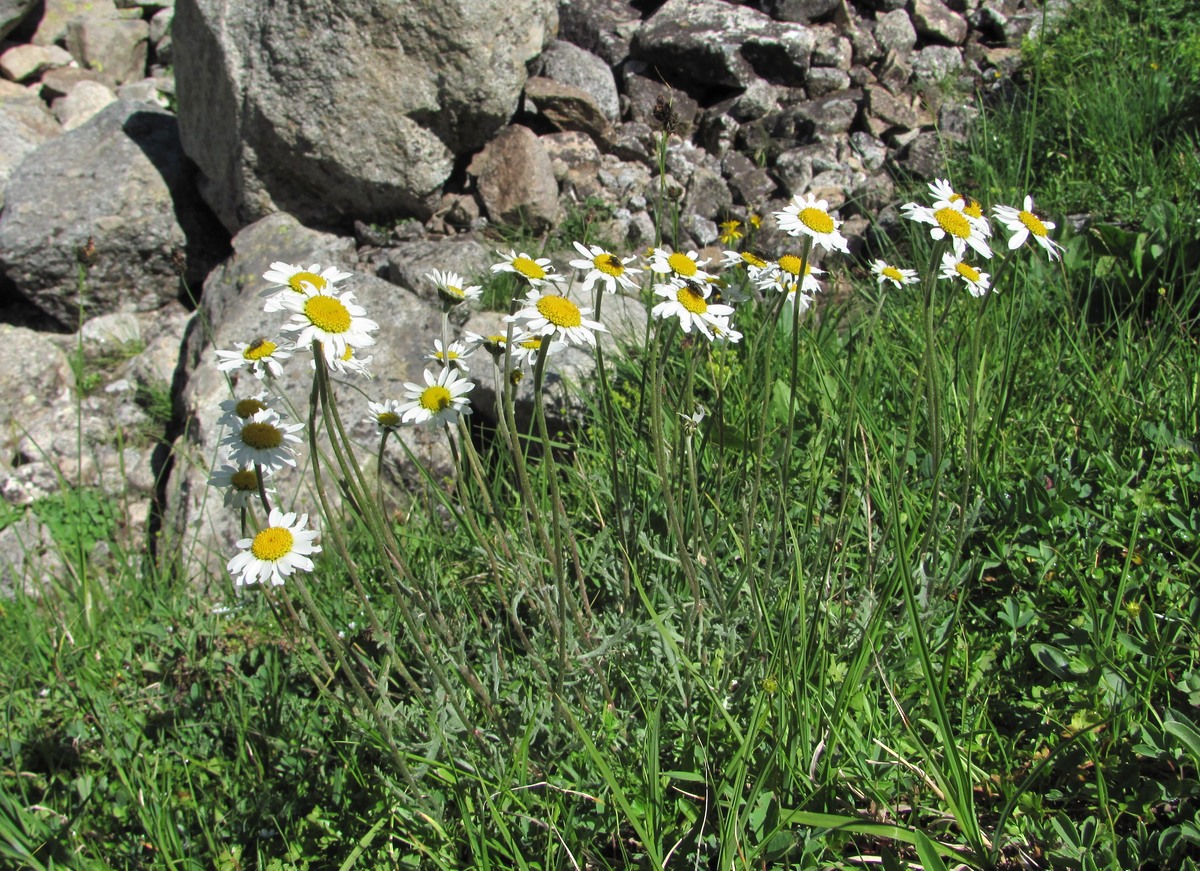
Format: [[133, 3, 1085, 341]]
[[722, 151, 777, 206], [874, 9, 917, 55], [79, 311, 141, 346], [811, 29, 852, 69], [848, 131, 887, 172], [0, 98, 61, 208], [38, 66, 107, 98], [892, 129, 942, 179], [116, 76, 169, 107], [148, 7, 172, 44], [538, 40, 620, 122], [684, 165, 733, 221], [912, 45, 965, 85], [0, 514, 65, 599], [806, 66, 851, 97], [778, 89, 861, 138], [33, 0, 120, 46], [757, 0, 840, 23], [173, 0, 557, 233], [0, 100, 227, 326], [864, 82, 916, 133], [165, 214, 462, 587], [632, 0, 815, 89], [0, 0, 39, 42], [938, 102, 979, 143], [911, 0, 968, 45], [382, 237, 494, 307], [0, 43, 75, 83], [557, 0, 641, 67], [524, 76, 612, 141], [51, 79, 117, 129], [469, 125, 560, 233], [608, 120, 654, 163], [65, 16, 150, 88], [623, 70, 700, 136]]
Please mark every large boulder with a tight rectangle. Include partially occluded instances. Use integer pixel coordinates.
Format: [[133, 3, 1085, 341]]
[[0, 100, 228, 326], [172, 0, 558, 233], [0, 95, 61, 209]]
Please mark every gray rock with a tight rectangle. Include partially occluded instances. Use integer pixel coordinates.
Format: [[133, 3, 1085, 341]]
[[848, 131, 887, 172], [539, 40, 620, 122], [79, 311, 141, 346], [0, 514, 65, 599], [938, 102, 979, 143], [0, 98, 61, 209], [806, 66, 851, 97], [892, 129, 942, 179], [38, 66, 107, 98], [779, 89, 861, 138], [684, 165, 733, 222], [874, 9, 917, 55], [0, 44, 75, 83], [51, 79, 117, 129], [557, 0, 641, 67], [65, 16, 150, 88], [382, 237, 494, 307], [864, 82, 917, 133], [912, 0, 969, 45], [632, 0, 815, 88], [848, 171, 895, 215], [0, 100, 227, 326], [757, 0, 840, 23], [116, 77, 169, 107], [811, 29, 852, 69], [173, 0, 556, 233], [469, 125, 560, 233], [524, 76, 612, 141], [149, 7, 173, 43], [623, 70, 700, 136], [608, 120, 654, 163], [0, 0, 38, 42], [722, 151, 777, 206], [681, 213, 718, 246], [913, 45, 965, 85]]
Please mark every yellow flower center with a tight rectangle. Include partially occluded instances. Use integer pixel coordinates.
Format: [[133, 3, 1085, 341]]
[[677, 285, 708, 314], [287, 271, 326, 293], [536, 295, 583, 328], [962, 197, 984, 220], [251, 526, 294, 561], [882, 265, 905, 283], [243, 338, 277, 361], [235, 398, 267, 418], [667, 252, 697, 277], [740, 252, 767, 268], [419, 385, 452, 413], [341, 347, 354, 362], [1018, 210, 1048, 237], [241, 421, 283, 449], [778, 254, 802, 276], [512, 256, 547, 280], [934, 207, 972, 239], [445, 284, 465, 298], [518, 338, 543, 350], [377, 411, 401, 428], [799, 206, 835, 234], [230, 469, 258, 491], [955, 262, 981, 283], [595, 253, 625, 277], [304, 295, 352, 334]]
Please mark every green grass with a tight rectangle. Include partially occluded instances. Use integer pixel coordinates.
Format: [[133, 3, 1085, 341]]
[[3, 2, 1200, 868]]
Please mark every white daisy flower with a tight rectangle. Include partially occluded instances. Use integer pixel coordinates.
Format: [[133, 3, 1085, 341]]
[[652, 279, 737, 340], [902, 197, 993, 260], [766, 252, 825, 294], [216, 393, 278, 430], [426, 269, 483, 306], [220, 407, 305, 473], [425, 339, 473, 373], [774, 193, 850, 254], [215, 337, 292, 379], [992, 195, 1064, 261], [367, 399, 404, 434], [648, 247, 714, 283], [464, 331, 511, 360], [398, 367, 475, 426], [710, 318, 744, 345], [568, 241, 642, 294], [927, 179, 991, 236], [509, 332, 568, 370], [507, 290, 608, 347], [227, 508, 321, 587], [490, 249, 566, 287], [262, 262, 352, 294], [278, 288, 379, 366], [323, 346, 374, 378], [208, 464, 274, 509], [939, 251, 992, 297], [870, 259, 919, 289], [721, 249, 770, 274]]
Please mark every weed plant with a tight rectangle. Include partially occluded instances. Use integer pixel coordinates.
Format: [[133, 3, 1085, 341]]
[[2, 2, 1200, 869]]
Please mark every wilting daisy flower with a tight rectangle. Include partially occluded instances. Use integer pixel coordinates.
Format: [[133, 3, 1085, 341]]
[[425, 339, 473, 372], [227, 508, 321, 587], [568, 242, 641, 294], [278, 288, 379, 365], [722, 249, 769, 272], [491, 250, 565, 287], [208, 464, 273, 509], [509, 333, 569, 369], [770, 253, 825, 294], [652, 279, 737, 340], [220, 407, 304, 472], [216, 393, 278, 430], [718, 220, 743, 245], [367, 399, 404, 434], [775, 193, 850, 254], [398, 367, 475, 426], [710, 318, 743, 345], [215, 337, 292, 380], [648, 248, 714, 283], [464, 331, 510, 361], [324, 346, 373, 378], [507, 289, 607, 347], [871, 259, 919, 289], [902, 197, 992, 260], [993, 196, 1064, 261], [928, 179, 991, 236], [426, 269, 483, 307], [262, 262, 352, 295], [939, 251, 992, 297]]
